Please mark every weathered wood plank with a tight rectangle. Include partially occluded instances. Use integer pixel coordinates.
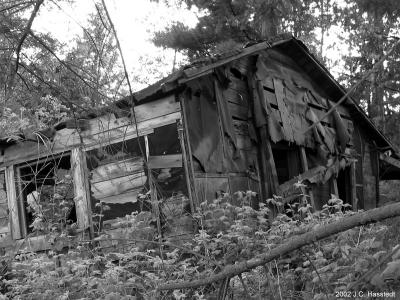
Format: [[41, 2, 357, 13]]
[[380, 153, 400, 169], [263, 89, 277, 106], [236, 134, 252, 150], [3, 111, 181, 166], [195, 176, 230, 203], [228, 76, 248, 95], [228, 102, 248, 120], [223, 88, 249, 107], [260, 126, 280, 196], [90, 158, 144, 183], [147, 154, 182, 169], [181, 41, 271, 81], [350, 161, 357, 211], [231, 56, 252, 76], [98, 189, 142, 204], [5, 166, 21, 240], [71, 148, 93, 235], [273, 78, 294, 142], [91, 172, 146, 199], [15, 167, 27, 238], [299, 146, 316, 210], [85, 95, 179, 133]]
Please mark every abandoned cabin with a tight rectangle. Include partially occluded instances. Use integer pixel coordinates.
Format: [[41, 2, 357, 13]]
[[0, 37, 399, 251]]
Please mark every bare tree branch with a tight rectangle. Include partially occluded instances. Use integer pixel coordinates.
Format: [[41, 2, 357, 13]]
[[14, 0, 44, 74], [99, 0, 137, 105], [157, 202, 400, 290], [28, 30, 112, 102]]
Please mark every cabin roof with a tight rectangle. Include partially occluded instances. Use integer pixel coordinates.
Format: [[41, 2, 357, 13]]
[[122, 37, 397, 156]]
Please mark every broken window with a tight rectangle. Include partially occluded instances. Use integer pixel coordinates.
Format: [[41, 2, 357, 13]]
[[86, 137, 147, 228], [16, 154, 75, 235], [147, 123, 186, 198], [271, 142, 301, 185]]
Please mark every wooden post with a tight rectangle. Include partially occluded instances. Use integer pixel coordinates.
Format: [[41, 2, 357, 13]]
[[5, 166, 22, 239], [260, 126, 280, 196], [15, 167, 27, 238], [299, 147, 316, 210], [350, 161, 357, 211], [71, 147, 93, 239], [178, 120, 195, 214], [179, 96, 199, 207], [145, 135, 163, 246]]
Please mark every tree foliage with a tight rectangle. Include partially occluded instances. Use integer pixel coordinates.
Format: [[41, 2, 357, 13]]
[[0, 1, 127, 139], [152, 0, 328, 60], [338, 0, 400, 136]]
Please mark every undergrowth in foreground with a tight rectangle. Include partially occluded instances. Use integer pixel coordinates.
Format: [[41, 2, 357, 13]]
[[2, 192, 400, 299]]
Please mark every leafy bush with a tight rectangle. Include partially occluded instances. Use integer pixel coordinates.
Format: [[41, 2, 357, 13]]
[[2, 192, 400, 299]]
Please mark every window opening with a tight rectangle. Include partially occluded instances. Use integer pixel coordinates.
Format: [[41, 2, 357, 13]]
[[17, 154, 75, 235], [271, 142, 301, 185], [86, 137, 147, 227]]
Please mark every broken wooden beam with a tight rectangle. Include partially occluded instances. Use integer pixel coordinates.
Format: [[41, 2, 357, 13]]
[[147, 154, 182, 169]]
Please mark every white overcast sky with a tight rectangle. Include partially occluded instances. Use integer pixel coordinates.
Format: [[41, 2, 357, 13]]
[[31, 0, 349, 90], [32, 0, 199, 90]]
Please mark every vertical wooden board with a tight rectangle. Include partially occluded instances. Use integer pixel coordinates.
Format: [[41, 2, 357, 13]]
[[71, 148, 93, 234], [5, 166, 21, 239], [231, 56, 252, 76], [259, 126, 280, 197], [299, 147, 316, 210], [263, 77, 274, 91], [15, 167, 27, 238], [178, 120, 195, 213], [228, 102, 248, 120], [350, 162, 357, 211], [273, 78, 294, 142], [362, 143, 376, 209], [312, 182, 330, 211], [229, 76, 249, 95], [194, 176, 229, 203], [229, 176, 249, 206], [223, 88, 249, 107], [264, 89, 278, 106]]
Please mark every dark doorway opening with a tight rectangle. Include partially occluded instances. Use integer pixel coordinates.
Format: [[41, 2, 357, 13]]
[[337, 166, 351, 206]]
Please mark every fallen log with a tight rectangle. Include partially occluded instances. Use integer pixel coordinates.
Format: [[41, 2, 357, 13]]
[[157, 202, 400, 291]]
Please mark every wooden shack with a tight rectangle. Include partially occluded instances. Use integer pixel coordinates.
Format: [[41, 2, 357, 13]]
[[0, 37, 399, 251]]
